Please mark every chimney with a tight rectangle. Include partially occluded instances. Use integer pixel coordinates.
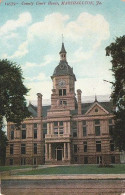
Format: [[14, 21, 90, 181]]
[[37, 93, 42, 118], [77, 89, 82, 115]]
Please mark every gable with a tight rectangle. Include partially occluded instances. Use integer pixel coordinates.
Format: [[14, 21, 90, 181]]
[[85, 102, 109, 116]]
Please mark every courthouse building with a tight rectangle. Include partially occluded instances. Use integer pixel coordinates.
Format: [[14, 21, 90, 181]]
[[6, 43, 120, 165]]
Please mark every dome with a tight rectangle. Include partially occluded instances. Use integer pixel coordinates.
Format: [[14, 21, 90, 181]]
[[52, 60, 76, 80]]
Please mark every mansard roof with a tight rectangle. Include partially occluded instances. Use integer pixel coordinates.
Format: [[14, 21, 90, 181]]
[[28, 101, 113, 118], [52, 60, 76, 80]]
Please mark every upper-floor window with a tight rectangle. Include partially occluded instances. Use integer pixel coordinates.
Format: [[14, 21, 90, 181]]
[[34, 123, 37, 139], [43, 123, 47, 138], [83, 121, 87, 136], [74, 144, 77, 153], [11, 125, 15, 130], [11, 130, 14, 140], [10, 144, 13, 155], [109, 119, 114, 135], [59, 89, 66, 96], [54, 121, 64, 135], [22, 124, 26, 129], [21, 144, 26, 154], [72, 121, 77, 137], [60, 100, 67, 106], [96, 141, 101, 152], [22, 124, 26, 139], [22, 130, 26, 139], [95, 119, 100, 125], [34, 143, 37, 154], [95, 120, 100, 136]]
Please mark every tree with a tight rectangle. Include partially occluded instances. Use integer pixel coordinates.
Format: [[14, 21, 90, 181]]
[[106, 35, 125, 151], [0, 59, 30, 165]]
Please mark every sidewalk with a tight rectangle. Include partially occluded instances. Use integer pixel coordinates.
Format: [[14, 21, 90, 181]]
[[1, 174, 125, 180]]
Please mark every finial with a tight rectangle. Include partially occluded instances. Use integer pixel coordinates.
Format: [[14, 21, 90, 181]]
[[95, 95, 97, 102], [62, 34, 64, 43]]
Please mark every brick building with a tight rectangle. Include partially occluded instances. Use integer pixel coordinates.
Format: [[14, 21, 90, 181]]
[[6, 43, 120, 165]]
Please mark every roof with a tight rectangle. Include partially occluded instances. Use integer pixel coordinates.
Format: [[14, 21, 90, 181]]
[[52, 60, 76, 80], [28, 101, 113, 118], [59, 43, 67, 54]]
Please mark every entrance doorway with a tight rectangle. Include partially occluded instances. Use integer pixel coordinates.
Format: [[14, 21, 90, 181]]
[[56, 146, 63, 161]]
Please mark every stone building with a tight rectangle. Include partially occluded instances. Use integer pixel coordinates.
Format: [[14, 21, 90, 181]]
[[6, 43, 120, 165]]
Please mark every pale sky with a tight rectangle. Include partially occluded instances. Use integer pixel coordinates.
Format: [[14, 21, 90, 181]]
[[0, 0, 125, 103]]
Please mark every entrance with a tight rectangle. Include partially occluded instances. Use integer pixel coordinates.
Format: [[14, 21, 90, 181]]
[[56, 146, 63, 161], [57, 150, 62, 161]]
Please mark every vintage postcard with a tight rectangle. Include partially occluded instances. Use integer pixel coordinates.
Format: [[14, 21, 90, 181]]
[[0, 0, 125, 194]]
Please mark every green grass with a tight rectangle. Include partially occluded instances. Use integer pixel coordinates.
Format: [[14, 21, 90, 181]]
[[0, 166, 31, 172], [16, 164, 125, 175]]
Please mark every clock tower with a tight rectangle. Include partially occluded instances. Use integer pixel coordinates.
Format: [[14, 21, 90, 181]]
[[51, 42, 76, 110]]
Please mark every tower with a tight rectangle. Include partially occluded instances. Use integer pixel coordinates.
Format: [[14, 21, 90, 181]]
[[45, 42, 76, 164], [51, 42, 76, 110]]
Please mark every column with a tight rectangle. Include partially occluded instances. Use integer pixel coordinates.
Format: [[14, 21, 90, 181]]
[[68, 142, 71, 161], [45, 143, 48, 161], [64, 143, 66, 160], [49, 143, 52, 160]]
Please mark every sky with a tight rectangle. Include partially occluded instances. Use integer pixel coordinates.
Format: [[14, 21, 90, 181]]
[[0, 0, 125, 104]]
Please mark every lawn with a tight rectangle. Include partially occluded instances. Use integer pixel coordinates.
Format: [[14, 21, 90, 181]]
[[16, 164, 125, 175], [0, 166, 31, 172]]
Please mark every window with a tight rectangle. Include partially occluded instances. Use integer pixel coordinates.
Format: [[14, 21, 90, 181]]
[[95, 126, 100, 136], [60, 100, 67, 106], [11, 131, 14, 140], [22, 130, 26, 139], [109, 119, 112, 124], [74, 144, 77, 153], [43, 123, 47, 138], [43, 129, 47, 138], [73, 132, 77, 137], [10, 144, 13, 155], [10, 159, 13, 165], [109, 125, 113, 135], [111, 156, 115, 164], [95, 120, 100, 125], [84, 157, 88, 164], [72, 121, 77, 137], [95, 108, 98, 112], [96, 141, 101, 152], [11, 125, 15, 130], [83, 127, 87, 136], [22, 124, 26, 128], [83, 120, 86, 125], [34, 123, 37, 128], [110, 140, 115, 151], [97, 156, 102, 164], [95, 120, 101, 136], [74, 156, 77, 162], [83, 141, 87, 152], [21, 144, 26, 154], [33, 157, 37, 165], [34, 129, 37, 139], [22, 124, 26, 139], [34, 143, 37, 154], [21, 158, 26, 165], [59, 89, 66, 96], [54, 121, 64, 135], [83, 121, 87, 136]]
